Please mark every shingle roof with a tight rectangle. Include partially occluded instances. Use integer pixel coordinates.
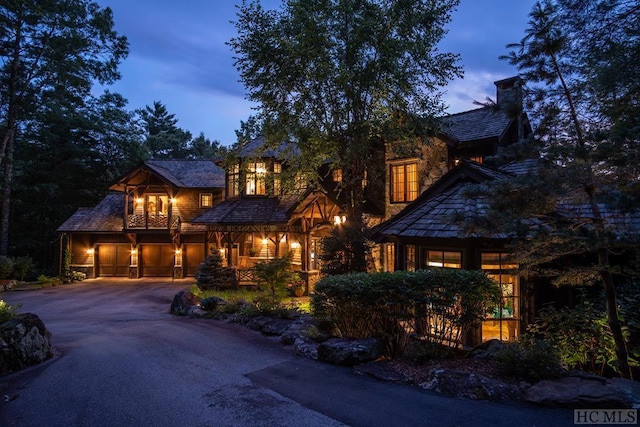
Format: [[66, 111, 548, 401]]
[[145, 160, 225, 188], [234, 136, 300, 160], [440, 107, 513, 143], [57, 193, 123, 232], [192, 196, 300, 225]]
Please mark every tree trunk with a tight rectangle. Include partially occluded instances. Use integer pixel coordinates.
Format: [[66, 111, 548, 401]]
[[0, 133, 14, 256]]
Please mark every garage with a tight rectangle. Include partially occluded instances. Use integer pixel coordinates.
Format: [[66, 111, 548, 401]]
[[97, 244, 130, 277], [140, 244, 174, 277], [183, 244, 206, 277]]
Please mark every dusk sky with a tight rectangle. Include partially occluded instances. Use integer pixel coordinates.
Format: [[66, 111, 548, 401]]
[[94, 0, 538, 146]]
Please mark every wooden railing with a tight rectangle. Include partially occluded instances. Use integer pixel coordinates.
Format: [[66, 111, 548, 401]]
[[127, 214, 180, 230], [236, 268, 257, 284]]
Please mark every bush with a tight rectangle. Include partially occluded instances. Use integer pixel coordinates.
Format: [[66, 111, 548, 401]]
[[253, 255, 294, 299], [495, 337, 562, 383], [0, 256, 13, 279], [196, 250, 237, 290], [526, 300, 624, 376], [311, 269, 500, 358], [12, 256, 33, 281], [0, 300, 20, 323], [37, 275, 62, 287]]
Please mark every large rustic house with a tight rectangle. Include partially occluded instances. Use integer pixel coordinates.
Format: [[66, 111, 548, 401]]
[[58, 77, 529, 291]]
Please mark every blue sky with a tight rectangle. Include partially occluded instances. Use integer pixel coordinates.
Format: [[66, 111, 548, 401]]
[[95, 0, 537, 146]]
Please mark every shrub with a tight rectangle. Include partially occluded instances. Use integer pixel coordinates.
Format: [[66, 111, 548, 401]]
[[0, 256, 13, 279], [196, 249, 237, 290], [526, 300, 623, 376], [12, 256, 33, 281], [0, 300, 20, 323], [37, 275, 62, 287], [312, 269, 500, 358], [253, 254, 294, 299], [495, 337, 562, 383]]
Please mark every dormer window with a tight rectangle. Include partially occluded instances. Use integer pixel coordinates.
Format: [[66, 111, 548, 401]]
[[228, 164, 240, 197], [246, 162, 267, 195], [227, 160, 283, 197]]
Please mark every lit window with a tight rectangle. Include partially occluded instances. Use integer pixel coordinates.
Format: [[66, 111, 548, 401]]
[[481, 252, 519, 342], [390, 162, 418, 203], [200, 193, 213, 208], [426, 250, 461, 268], [227, 164, 240, 197], [273, 162, 281, 195], [332, 169, 342, 183], [246, 162, 266, 195], [406, 245, 416, 272]]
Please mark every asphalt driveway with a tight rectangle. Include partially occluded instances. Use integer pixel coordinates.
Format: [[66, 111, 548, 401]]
[[0, 279, 574, 426]]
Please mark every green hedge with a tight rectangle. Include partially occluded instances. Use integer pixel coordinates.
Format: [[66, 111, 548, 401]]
[[311, 269, 500, 357]]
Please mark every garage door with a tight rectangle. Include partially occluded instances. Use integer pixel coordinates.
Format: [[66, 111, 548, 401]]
[[184, 244, 206, 277], [140, 245, 174, 277], [97, 244, 130, 277]]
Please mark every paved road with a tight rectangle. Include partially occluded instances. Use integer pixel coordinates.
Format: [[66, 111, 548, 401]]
[[0, 279, 574, 426]]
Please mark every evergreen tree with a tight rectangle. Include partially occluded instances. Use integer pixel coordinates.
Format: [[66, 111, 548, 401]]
[[138, 101, 192, 159]]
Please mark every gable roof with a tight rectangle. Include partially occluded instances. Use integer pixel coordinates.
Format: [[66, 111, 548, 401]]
[[192, 196, 301, 225], [233, 136, 300, 160], [57, 193, 123, 232], [439, 106, 513, 145], [111, 159, 225, 190]]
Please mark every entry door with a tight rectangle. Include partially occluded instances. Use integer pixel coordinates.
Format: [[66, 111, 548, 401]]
[[97, 244, 130, 277], [141, 245, 174, 277]]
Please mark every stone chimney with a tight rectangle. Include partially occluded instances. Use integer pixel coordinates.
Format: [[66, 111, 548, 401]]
[[494, 76, 523, 111]]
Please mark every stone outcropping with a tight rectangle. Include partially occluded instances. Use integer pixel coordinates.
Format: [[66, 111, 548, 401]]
[[420, 368, 523, 402], [317, 338, 382, 366], [0, 313, 52, 376], [524, 371, 640, 409], [170, 291, 202, 316]]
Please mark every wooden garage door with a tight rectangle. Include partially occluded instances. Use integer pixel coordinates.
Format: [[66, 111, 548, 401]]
[[141, 245, 174, 277], [97, 244, 130, 277], [184, 244, 206, 277]]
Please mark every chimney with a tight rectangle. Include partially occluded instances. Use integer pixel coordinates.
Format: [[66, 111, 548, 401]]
[[494, 76, 526, 140]]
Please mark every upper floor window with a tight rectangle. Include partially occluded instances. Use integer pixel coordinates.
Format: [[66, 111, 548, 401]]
[[332, 169, 342, 183], [246, 162, 266, 195], [200, 193, 213, 208], [273, 162, 281, 195], [228, 164, 240, 197], [146, 194, 168, 216], [390, 162, 418, 203]]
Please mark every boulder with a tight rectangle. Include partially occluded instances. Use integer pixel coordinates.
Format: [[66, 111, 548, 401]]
[[466, 339, 506, 360], [200, 296, 228, 311], [317, 337, 382, 366], [420, 368, 523, 402], [354, 361, 409, 383], [293, 337, 319, 359], [524, 372, 640, 408], [170, 291, 202, 316], [0, 313, 52, 376]]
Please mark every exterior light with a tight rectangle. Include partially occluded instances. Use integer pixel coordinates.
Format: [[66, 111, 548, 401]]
[[175, 249, 181, 255], [86, 248, 94, 255], [290, 242, 300, 249], [136, 198, 143, 204], [170, 198, 177, 204], [131, 249, 137, 255], [333, 215, 346, 225], [280, 235, 287, 242], [262, 238, 268, 246]]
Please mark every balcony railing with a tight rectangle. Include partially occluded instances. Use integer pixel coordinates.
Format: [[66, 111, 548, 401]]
[[127, 214, 180, 230]]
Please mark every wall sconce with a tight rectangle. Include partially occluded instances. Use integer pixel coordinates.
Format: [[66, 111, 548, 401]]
[[333, 215, 346, 225], [136, 198, 144, 204], [86, 248, 95, 255], [131, 249, 137, 255], [170, 198, 177, 204], [262, 238, 268, 246], [290, 242, 300, 249], [175, 249, 181, 255]]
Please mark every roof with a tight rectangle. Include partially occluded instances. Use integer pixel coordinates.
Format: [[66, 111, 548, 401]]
[[234, 136, 300, 160], [144, 160, 225, 188], [192, 196, 301, 225], [440, 106, 513, 144], [57, 193, 123, 232]]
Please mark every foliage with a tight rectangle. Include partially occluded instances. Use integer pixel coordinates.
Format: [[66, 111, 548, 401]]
[[137, 101, 192, 159], [11, 256, 33, 281], [37, 275, 62, 287], [0, 300, 20, 323], [0, 256, 13, 279], [319, 224, 372, 275], [229, 0, 462, 269], [469, 0, 640, 379], [311, 269, 500, 358], [494, 337, 562, 383], [62, 271, 86, 284], [253, 255, 294, 299], [526, 300, 627, 376], [196, 250, 237, 290]]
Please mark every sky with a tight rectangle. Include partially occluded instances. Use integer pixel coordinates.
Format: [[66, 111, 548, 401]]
[[94, 0, 537, 147]]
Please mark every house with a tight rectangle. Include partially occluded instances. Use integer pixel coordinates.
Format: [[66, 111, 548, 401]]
[[57, 76, 528, 287], [57, 160, 225, 278]]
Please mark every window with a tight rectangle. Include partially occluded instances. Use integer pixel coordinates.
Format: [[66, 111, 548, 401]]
[[332, 169, 342, 183], [390, 162, 418, 203], [227, 164, 240, 197], [147, 194, 168, 216], [273, 162, 281, 195], [481, 252, 519, 342], [426, 250, 462, 268], [384, 244, 395, 272], [246, 162, 266, 195], [199, 193, 213, 208]]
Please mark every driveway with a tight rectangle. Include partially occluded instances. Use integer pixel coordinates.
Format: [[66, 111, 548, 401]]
[[0, 279, 574, 426]]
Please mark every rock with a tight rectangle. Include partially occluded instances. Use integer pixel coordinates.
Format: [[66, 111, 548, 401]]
[[261, 319, 293, 336], [524, 373, 638, 408], [293, 337, 319, 359], [355, 361, 408, 383], [187, 306, 208, 318], [200, 296, 227, 311], [0, 313, 52, 376], [420, 368, 522, 402], [467, 339, 506, 360], [317, 337, 382, 366], [170, 291, 202, 316]]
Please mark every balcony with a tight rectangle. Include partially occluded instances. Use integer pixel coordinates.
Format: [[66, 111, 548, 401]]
[[127, 214, 180, 230]]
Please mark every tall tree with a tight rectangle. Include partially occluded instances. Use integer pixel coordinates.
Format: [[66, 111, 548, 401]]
[[188, 132, 227, 159], [483, 0, 639, 379], [0, 0, 128, 255], [138, 101, 192, 159], [230, 0, 462, 270]]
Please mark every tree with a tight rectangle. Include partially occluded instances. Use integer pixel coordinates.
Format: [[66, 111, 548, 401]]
[[230, 0, 462, 270], [0, 0, 128, 256], [188, 132, 227, 159], [483, 0, 639, 379], [138, 101, 192, 159]]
